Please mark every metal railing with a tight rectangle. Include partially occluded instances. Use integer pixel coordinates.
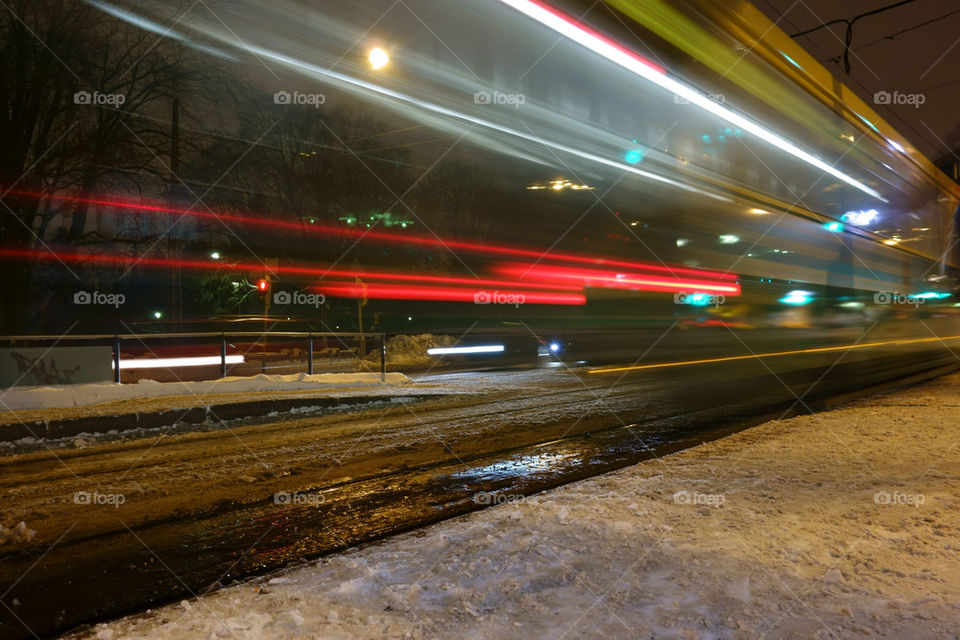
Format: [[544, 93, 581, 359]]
[[0, 331, 387, 383]]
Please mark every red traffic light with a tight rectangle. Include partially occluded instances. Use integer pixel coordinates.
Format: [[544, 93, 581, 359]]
[[257, 278, 270, 293]]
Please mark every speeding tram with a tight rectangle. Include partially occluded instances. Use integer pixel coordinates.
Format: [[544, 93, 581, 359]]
[[10, 0, 960, 381]]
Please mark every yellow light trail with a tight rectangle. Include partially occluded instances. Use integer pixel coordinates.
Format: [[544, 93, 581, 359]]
[[587, 334, 960, 374]]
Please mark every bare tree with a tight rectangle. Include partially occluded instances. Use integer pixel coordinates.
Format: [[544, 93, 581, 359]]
[[0, 0, 213, 331]]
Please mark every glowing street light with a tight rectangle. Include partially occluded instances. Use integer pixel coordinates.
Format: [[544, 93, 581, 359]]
[[210, 251, 221, 260], [369, 47, 389, 70]]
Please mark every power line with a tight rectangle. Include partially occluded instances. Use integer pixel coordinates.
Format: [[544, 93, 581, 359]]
[[762, 0, 834, 60], [853, 7, 960, 52], [918, 76, 960, 94], [790, 0, 917, 37], [789, 0, 918, 73], [764, 0, 943, 157], [765, 1, 938, 151]]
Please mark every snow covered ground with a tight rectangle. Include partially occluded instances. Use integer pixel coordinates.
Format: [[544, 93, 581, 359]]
[[0, 372, 411, 411], [73, 374, 960, 639], [359, 333, 457, 370]]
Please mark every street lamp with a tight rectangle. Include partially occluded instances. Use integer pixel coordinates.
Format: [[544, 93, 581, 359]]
[[210, 251, 221, 260], [369, 47, 389, 69]]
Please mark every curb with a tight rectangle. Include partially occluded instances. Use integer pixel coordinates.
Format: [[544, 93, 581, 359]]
[[2, 394, 430, 443]]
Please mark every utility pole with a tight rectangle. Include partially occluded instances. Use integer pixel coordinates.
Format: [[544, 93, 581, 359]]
[[356, 276, 368, 356], [263, 278, 270, 333], [263, 258, 278, 334]]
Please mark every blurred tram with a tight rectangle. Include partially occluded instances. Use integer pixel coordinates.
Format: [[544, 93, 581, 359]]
[[278, 0, 960, 375], [20, 0, 960, 381]]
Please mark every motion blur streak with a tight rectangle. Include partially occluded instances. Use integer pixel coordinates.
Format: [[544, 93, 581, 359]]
[[426, 345, 506, 355], [219, 46, 729, 200], [312, 282, 586, 305], [0, 249, 583, 296], [0, 248, 718, 301], [83, 3, 728, 201], [494, 264, 742, 295], [86, 0, 237, 61], [0, 247, 737, 300], [113, 355, 245, 369], [0, 192, 738, 282], [589, 335, 960, 374], [323, 271, 583, 292], [497, 0, 885, 201]]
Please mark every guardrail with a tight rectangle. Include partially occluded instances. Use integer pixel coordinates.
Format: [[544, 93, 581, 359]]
[[0, 331, 387, 384]]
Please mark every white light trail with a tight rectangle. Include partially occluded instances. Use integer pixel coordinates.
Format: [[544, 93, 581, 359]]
[[87, 0, 237, 61], [239, 46, 725, 199], [113, 11, 729, 203], [497, 0, 885, 201], [113, 355, 245, 369], [427, 345, 506, 355]]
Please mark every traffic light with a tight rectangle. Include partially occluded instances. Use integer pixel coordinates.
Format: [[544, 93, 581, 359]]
[[257, 278, 270, 295]]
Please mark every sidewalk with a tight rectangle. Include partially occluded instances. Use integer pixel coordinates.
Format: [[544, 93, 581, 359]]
[[75, 372, 960, 639]]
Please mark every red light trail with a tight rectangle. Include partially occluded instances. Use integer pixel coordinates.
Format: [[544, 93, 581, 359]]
[[1, 188, 740, 304], [313, 281, 586, 305], [492, 263, 741, 295], [5, 189, 737, 282], [0, 248, 586, 305]]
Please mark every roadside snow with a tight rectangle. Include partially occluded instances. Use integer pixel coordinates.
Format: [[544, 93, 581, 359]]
[[0, 521, 36, 546], [73, 375, 960, 639], [360, 333, 456, 370], [0, 372, 411, 411]]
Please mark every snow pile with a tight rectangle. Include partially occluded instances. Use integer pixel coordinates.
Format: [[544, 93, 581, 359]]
[[73, 374, 960, 639], [0, 372, 411, 411], [360, 333, 457, 370], [0, 521, 36, 546]]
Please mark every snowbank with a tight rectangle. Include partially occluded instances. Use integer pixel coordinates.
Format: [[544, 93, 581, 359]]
[[0, 372, 411, 411], [360, 333, 457, 370]]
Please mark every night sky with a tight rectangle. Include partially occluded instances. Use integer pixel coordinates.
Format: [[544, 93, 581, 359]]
[[756, 0, 960, 164]]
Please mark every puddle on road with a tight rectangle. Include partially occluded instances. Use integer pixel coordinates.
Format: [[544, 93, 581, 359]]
[[450, 450, 583, 483]]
